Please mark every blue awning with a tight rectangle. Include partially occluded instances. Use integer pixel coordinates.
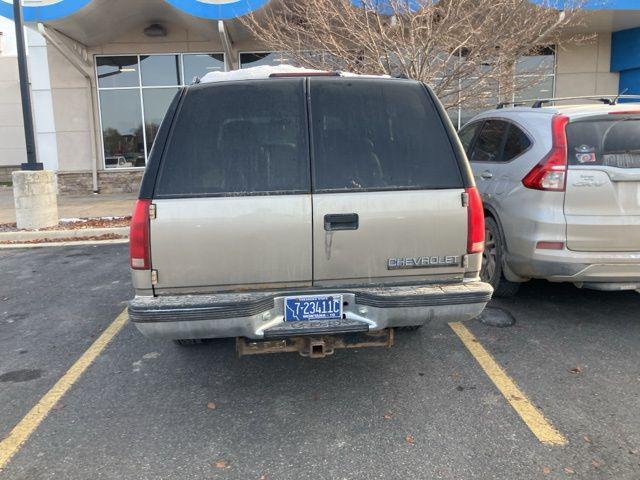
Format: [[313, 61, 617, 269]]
[[0, 0, 638, 28], [0, 0, 271, 21], [163, 0, 271, 20], [0, 0, 92, 21], [2, 0, 638, 24]]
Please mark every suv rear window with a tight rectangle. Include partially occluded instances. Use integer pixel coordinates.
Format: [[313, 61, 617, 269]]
[[567, 117, 640, 168], [309, 78, 462, 191], [156, 79, 309, 196]]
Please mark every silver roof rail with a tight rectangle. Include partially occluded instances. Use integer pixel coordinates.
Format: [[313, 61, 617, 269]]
[[497, 95, 640, 109]]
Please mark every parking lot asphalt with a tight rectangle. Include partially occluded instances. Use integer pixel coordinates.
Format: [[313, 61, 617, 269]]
[[0, 244, 639, 479]]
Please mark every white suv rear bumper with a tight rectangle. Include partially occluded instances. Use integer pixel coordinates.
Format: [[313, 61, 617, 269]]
[[507, 249, 640, 288]]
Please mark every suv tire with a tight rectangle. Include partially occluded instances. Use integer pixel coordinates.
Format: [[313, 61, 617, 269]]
[[482, 217, 519, 298]]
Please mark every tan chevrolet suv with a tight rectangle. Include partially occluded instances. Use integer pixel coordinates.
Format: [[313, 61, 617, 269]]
[[127, 67, 492, 357]]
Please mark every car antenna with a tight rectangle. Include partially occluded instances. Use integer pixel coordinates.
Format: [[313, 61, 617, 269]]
[[611, 88, 629, 105], [191, 76, 201, 85]]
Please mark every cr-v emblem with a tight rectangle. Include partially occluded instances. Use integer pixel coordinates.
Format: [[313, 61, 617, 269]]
[[573, 175, 605, 187]]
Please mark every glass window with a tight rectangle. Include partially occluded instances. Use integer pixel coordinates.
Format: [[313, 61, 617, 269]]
[[140, 55, 180, 86], [458, 122, 482, 155], [516, 47, 555, 75], [183, 54, 224, 83], [514, 47, 555, 105], [503, 124, 531, 161], [97, 52, 224, 169], [97, 56, 139, 88], [470, 120, 508, 163], [310, 78, 462, 191], [99, 90, 145, 168], [567, 119, 640, 168], [240, 52, 283, 69], [157, 79, 309, 196], [460, 78, 499, 127], [143, 88, 180, 155], [514, 76, 554, 103]]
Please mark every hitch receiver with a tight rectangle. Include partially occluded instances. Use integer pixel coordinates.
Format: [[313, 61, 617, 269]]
[[236, 329, 394, 358]]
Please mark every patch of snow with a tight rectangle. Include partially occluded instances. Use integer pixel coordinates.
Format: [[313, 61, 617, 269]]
[[200, 64, 390, 84], [59, 216, 128, 223]]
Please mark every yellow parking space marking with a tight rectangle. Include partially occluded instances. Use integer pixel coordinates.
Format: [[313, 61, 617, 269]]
[[0, 308, 129, 470], [449, 321, 567, 446]]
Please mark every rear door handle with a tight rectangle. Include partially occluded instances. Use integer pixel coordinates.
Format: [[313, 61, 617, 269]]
[[480, 170, 493, 179], [324, 213, 359, 231]]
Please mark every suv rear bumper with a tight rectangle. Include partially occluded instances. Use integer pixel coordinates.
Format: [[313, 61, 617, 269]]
[[128, 282, 493, 340], [507, 249, 640, 289]]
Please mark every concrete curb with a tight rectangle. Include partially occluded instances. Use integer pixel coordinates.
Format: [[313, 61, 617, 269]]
[[0, 238, 129, 249], [0, 226, 129, 243]]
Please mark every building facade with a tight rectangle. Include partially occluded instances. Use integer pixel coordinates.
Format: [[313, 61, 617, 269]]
[[0, 0, 638, 193]]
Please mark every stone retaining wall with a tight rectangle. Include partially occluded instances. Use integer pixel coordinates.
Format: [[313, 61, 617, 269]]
[[57, 170, 144, 195], [0, 166, 19, 184]]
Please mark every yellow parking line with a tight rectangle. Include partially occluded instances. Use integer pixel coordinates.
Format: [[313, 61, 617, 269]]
[[449, 321, 567, 446], [0, 308, 129, 470]]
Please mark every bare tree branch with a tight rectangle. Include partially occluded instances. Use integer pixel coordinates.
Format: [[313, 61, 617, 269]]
[[242, 0, 588, 110]]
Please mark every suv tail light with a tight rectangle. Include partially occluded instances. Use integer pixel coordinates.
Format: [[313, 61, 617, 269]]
[[466, 187, 485, 254], [130, 199, 151, 270], [522, 114, 569, 192]]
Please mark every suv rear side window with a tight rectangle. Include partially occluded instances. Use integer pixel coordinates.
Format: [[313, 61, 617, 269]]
[[502, 124, 531, 161], [156, 79, 309, 196], [458, 122, 482, 155], [310, 79, 462, 191], [566, 118, 640, 168], [469, 120, 508, 163]]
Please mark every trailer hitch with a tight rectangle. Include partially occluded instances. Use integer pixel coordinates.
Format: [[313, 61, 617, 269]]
[[236, 329, 394, 358]]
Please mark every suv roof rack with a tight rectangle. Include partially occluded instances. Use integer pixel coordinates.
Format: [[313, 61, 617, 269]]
[[497, 95, 640, 109]]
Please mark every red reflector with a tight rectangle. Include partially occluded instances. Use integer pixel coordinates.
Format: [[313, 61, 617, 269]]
[[536, 241, 564, 250], [466, 187, 485, 254], [522, 114, 569, 192], [130, 199, 151, 270]]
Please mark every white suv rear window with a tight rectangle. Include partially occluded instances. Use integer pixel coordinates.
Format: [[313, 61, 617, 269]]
[[567, 118, 640, 168]]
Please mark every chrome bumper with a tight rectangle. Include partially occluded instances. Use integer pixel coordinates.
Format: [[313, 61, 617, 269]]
[[128, 282, 493, 340]]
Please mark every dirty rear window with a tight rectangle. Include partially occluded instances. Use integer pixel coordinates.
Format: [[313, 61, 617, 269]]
[[566, 118, 640, 168], [310, 78, 462, 191], [156, 79, 309, 196]]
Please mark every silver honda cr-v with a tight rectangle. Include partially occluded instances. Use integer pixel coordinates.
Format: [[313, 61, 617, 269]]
[[459, 97, 640, 296], [127, 67, 492, 356]]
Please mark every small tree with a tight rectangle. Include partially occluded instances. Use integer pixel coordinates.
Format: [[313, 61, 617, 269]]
[[242, 0, 585, 111]]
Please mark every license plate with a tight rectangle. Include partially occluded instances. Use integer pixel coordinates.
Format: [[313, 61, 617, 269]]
[[284, 295, 343, 322]]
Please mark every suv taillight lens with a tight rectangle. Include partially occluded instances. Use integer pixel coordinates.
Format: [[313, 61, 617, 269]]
[[522, 115, 569, 192], [130, 199, 151, 270], [466, 186, 485, 254]]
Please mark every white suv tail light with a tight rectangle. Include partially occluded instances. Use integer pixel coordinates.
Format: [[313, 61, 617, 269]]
[[522, 115, 569, 192]]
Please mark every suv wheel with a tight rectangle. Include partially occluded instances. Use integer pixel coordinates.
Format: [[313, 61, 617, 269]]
[[482, 218, 519, 297]]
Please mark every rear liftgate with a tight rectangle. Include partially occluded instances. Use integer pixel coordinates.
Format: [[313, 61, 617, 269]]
[[236, 329, 394, 358]]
